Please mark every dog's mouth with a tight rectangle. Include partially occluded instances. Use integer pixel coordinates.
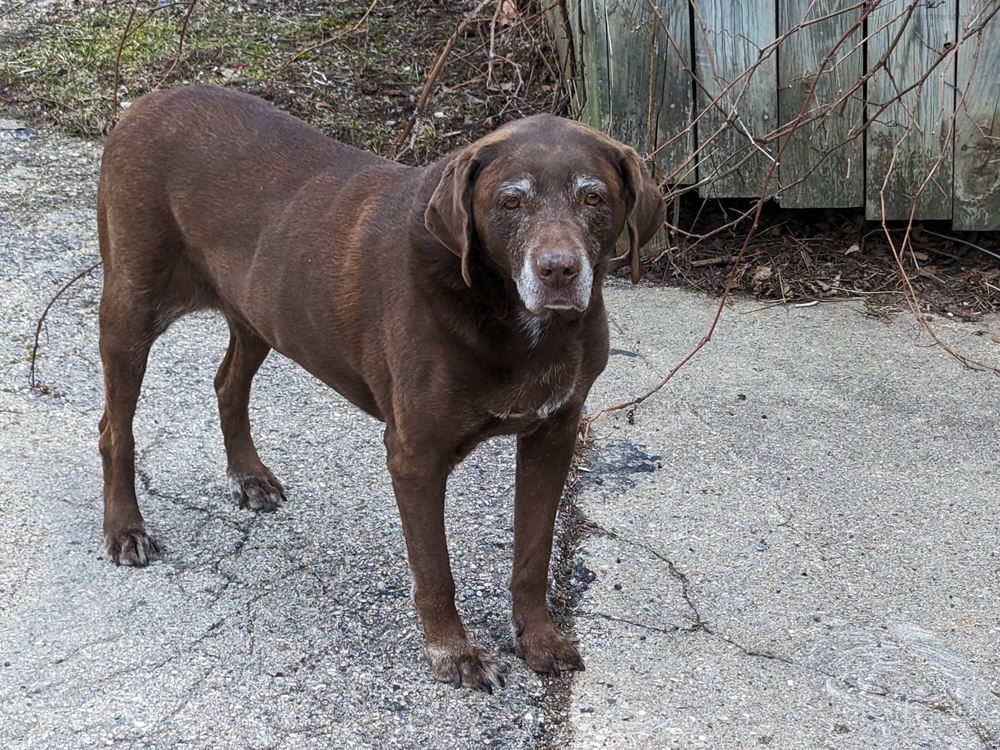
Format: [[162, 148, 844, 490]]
[[541, 298, 587, 313], [519, 289, 590, 315]]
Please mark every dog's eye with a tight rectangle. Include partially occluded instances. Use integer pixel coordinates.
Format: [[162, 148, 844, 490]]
[[584, 192, 603, 206], [503, 196, 521, 210]]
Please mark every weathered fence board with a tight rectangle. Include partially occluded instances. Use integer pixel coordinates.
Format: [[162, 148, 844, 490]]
[[953, 0, 1000, 231], [576, 0, 611, 142], [542, 0, 580, 117], [777, 0, 865, 208], [552, 0, 1000, 229], [865, 0, 956, 221], [609, 0, 693, 182], [694, 1, 778, 198], [571, 0, 694, 182]]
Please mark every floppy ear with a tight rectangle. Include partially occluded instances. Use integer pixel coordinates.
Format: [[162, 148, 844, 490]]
[[424, 149, 481, 287], [619, 148, 666, 284]]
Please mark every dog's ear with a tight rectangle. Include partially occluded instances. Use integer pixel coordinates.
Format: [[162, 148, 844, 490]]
[[618, 148, 665, 284], [425, 149, 481, 287]]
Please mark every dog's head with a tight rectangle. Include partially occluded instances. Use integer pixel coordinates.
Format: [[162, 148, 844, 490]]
[[424, 115, 664, 316]]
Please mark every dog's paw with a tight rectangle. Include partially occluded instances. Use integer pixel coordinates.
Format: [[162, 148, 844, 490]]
[[514, 620, 585, 676], [104, 527, 161, 567], [228, 470, 285, 512], [428, 641, 505, 694]]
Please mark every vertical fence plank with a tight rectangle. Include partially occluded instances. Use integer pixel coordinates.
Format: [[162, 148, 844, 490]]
[[542, 0, 581, 111], [574, 0, 693, 182], [606, 0, 694, 182], [777, 0, 865, 208], [953, 1, 1000, 230], [578, 0, 611, 131], [866, 0, 956, 221], [604, 1, 662, 165], [693, 0, 778, 198]]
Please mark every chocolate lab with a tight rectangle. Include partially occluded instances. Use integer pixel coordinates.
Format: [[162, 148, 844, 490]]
[[97, 85, 664, 690]]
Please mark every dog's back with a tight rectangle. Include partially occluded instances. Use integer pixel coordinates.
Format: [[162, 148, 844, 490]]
[[98, 85, 406, 379], [99, 85, 389, 279]]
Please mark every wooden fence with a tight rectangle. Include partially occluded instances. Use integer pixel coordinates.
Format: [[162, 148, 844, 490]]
[[545, 0, 1000, 230]]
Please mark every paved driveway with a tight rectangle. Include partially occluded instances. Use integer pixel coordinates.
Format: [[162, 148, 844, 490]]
[[2, 117, 999, 750]]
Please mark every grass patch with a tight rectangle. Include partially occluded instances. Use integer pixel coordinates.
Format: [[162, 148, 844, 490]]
[[2, 3, 366, 136], [0, 1, 562, 162]]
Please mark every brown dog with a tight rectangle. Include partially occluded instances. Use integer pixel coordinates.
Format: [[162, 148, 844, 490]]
[[97, 85, 664, 691]]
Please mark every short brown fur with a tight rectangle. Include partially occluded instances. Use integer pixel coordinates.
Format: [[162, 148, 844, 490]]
[[97, 85, 664, 690]]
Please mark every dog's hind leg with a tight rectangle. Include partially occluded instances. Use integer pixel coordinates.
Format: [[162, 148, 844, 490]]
[[215, 317, 284, 511], [98, 291, 163, 566]]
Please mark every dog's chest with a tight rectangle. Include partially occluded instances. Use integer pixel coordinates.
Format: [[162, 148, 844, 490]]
[[488, 360, 580, 422]]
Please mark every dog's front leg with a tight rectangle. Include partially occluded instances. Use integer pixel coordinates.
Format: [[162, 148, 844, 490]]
[[511, 411, 585, 675], [384, 426, 504, 692]]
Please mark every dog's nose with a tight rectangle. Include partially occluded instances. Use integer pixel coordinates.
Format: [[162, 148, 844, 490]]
[[535, 250, 580, 289]]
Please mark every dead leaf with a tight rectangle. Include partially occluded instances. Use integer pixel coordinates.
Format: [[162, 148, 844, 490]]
[[843, 243, 860, 255], [752, 265, 772, 284], [497, 0, 517, 26]]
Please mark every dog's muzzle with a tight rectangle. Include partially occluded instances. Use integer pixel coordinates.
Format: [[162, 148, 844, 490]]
[[516, 246, 593, 314]]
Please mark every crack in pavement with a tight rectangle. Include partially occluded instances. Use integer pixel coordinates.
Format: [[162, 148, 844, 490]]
[[585, 529, 1000, 745]]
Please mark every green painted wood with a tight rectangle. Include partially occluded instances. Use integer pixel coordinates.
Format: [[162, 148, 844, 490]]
[[866, 0, 956, 221], [578, 0, 611, 134], [543, 1, 581, 111], [953, 2, 1000, 230], [693, 0, 779, 198], [777, 0, 865, 208]]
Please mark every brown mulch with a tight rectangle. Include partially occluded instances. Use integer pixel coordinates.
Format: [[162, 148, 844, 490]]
[[637, 199, 1000, 321]]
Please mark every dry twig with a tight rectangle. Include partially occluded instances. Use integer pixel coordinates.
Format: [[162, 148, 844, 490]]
[[279, 0, 380, 72], [110, 0, 142, 119], [30, 260, 103, 394]]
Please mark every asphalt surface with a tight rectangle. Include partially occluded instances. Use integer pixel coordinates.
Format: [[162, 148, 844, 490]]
[[2, 114, 1000, 749], [577, 292, 1000, 749]]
